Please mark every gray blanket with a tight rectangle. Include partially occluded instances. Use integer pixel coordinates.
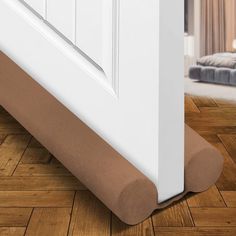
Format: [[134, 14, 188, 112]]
[[197, 53, 236, 69]]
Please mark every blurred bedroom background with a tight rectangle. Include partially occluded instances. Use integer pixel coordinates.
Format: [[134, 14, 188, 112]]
[[185, 0, 236, 100]]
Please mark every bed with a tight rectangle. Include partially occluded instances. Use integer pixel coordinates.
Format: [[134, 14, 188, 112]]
[[189, 53, 236, 86]]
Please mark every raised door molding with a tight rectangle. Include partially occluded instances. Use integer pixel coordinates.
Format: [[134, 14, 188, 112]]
[[23, 0, 45, 17], [47, 0, 76, 42], [22, 0, 119, 94]]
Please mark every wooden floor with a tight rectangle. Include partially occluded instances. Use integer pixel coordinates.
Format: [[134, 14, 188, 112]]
[[0, 95, 236, 236]]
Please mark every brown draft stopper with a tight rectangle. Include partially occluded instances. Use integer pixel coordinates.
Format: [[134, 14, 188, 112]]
[[0, 52, 224, 225]]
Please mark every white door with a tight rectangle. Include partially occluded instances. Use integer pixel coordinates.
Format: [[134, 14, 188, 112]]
[[0, 0, 184, 203]]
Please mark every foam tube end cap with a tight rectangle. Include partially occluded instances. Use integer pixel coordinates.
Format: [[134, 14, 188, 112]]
[[185, 148, 224, 193], [115, 178, 157, 225]]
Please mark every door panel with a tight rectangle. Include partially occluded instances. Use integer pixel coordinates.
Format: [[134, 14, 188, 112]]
[[23, 0, 45, 17], [75, 0, 114, 87], [76, 0, 103, 67], [47, 0, 75, 42], [23, 0, 115, 90]]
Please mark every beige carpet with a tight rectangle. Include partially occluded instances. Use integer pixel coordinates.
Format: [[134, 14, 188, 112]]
[[185, 77, 236, 101]]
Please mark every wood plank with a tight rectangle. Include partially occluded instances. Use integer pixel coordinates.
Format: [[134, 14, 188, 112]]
[[219, 134, 236, 163], [0, 113, 17, 124], [185, 112, 236, 127], [199, 107, 236, 113], [68, 191, 110, 236], [50, 157, 62, 165], [0, 106, 9, 114], [28, 138, 45, 148], [0, 191, 74, 207], [25, 208, 71, 236], [0, 134, 6, 145], [13, 164, 72, 176], [0, 227, 26, 236], [0, 135, 31, 176], [214, 98, 236, 108], [185, 97, 200, 113], [154, 227, 236, 236], [191, 208, 236, 226], [0, 113, 15, 122], [0, 176, 85, 191], [187, 186, 225, 207], [0, 208, 32, 227], [197, 133, 220, 145], [0, 123, 28, 135], [20, 147, 51, 164], [112, 215, 154, 236], [214, 143, 236, 191], [191, 96, 217, 107], [152, 201, 193, 227], [221, 191, 236, 207], [185, 126, 236, 135]]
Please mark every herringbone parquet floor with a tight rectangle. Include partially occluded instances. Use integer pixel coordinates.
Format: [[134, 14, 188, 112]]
[[0, 95, 236, 236]]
